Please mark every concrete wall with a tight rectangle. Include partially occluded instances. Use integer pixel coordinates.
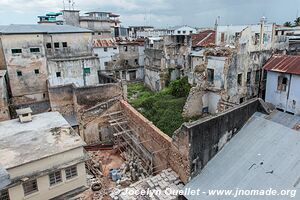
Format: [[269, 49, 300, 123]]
[[178, 99, 269, 179], [265, 71, 300, 115]]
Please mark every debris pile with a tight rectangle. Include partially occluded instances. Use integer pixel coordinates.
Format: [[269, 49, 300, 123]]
[[110, 168, 184, 200]]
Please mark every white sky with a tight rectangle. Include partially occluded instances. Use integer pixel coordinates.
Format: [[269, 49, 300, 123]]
[[0, 0, 299, 28]]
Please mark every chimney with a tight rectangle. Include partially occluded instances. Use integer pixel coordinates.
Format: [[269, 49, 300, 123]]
[[16, 108, 33, 123]]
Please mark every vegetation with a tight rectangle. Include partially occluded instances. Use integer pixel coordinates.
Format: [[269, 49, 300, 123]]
[[284, 17, 300, 27], [128, 77, 191, 136]]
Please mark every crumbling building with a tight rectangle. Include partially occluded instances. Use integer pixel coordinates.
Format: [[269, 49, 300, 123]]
[[0, 70, 10, 121]]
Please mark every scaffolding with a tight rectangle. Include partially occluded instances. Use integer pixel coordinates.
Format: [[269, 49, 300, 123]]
[[106, 110, 169, 175]]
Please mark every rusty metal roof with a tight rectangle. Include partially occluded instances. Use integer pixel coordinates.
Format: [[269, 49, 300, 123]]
[[263, 54, 300, 75], [93, 39, 117, 47], [192, 30, 215, 47]]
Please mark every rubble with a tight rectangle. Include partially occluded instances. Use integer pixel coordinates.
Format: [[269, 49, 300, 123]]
[[110, 168, 184, 200]]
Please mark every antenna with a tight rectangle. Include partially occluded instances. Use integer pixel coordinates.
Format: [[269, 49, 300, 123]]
[[63, 0, 65, 10], [72, 0, 75, 10]]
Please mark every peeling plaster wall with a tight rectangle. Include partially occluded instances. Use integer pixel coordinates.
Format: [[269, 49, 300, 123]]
[[93, 46, 119, 72]]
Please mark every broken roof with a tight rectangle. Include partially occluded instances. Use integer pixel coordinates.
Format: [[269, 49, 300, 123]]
[[263, 54, 300, 75], [0, 112, 85, 169], [0, 24, 92, 34], [184, 114, 300, 200], [192, 30, 215, 47]]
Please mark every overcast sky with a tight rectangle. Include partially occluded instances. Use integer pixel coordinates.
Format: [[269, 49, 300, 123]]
[[0, 0, 299, 28]]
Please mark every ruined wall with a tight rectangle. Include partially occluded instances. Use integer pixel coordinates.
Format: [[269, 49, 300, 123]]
[[120, 100, 190, 183], [179, 99, 269, 179]]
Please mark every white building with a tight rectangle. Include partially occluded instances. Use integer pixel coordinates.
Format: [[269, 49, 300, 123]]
[[93, 39, 119, 74], [264, 54, 300, 115], [173, 25, 197, 36], [0, 111, 88, 200]]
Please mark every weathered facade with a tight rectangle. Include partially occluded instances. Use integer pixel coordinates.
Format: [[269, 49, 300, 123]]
[[0, 24, 99, 114], [184, 20, 289, 118], [0, 70, 10, 121]]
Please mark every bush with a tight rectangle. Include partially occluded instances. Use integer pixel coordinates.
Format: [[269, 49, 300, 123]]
[[169, 77, 191, 98], [127, 78, 190, 136]]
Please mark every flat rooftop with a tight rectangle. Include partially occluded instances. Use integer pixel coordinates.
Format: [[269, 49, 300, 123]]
[[0, 112, 85, 169], [184, 113, 300, 199]]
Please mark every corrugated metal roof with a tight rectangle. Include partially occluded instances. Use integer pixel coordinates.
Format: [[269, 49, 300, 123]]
[[184, 114, 300, 200], [0, 24, 92, 34], [93, 38, 117, 47], [192, 30, 215, 47], [263, 54, 300, 75], [0, 165, 10, 190]]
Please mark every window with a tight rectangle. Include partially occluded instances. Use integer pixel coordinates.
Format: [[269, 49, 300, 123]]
[[92, 32, 95, 35], [104, 47, 108, 52], [183, 31, 186, 34], [177, 31, 181, 34], [17, 71, 22, 76], [104, 62, 109, 66], [54, 42, 59, 48], [237, 73, 242, 86], [46, 43, 52, 49], [254, 33, 260, 45], [62, 42, 68, 48], [65, 165, 78, 180], [247, 72, 251, 85], [277, 76, 288, 91], [135, 59, 139, 65], [124, 46, 128, 51], [239, 97, 244, 104], [98, 32, 101, 35], [0, 189, 10, 200], [190, 31, 193, 34], [207, 68, 214, 84], [56, 72, 61, 77], [23, 179, 38, 196], [49, 170, 62, 186], [255, 70, 260, 83], [34, 69, 39, 74], [129, 70, 136, 80], [113, 46, 117, 50], [30, 48, 40, 53], [11, 49, 22, 54], [84, 68, 91, 75], [124, 60, 128, 65], [202, 107, 209, 113]]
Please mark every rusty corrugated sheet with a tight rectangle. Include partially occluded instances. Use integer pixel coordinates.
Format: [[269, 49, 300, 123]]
[[192, 30, 215, 47], [93, 39, 117, 47], [263, 54, 300, 75]]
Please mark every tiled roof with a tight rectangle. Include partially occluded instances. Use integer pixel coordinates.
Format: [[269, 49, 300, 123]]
[[263, 54, 300, 75], [192, 30, 215, 47]]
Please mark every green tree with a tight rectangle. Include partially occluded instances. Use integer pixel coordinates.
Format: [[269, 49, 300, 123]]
[[284, 21, 293, 27], [295, 17, 300, 26]]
